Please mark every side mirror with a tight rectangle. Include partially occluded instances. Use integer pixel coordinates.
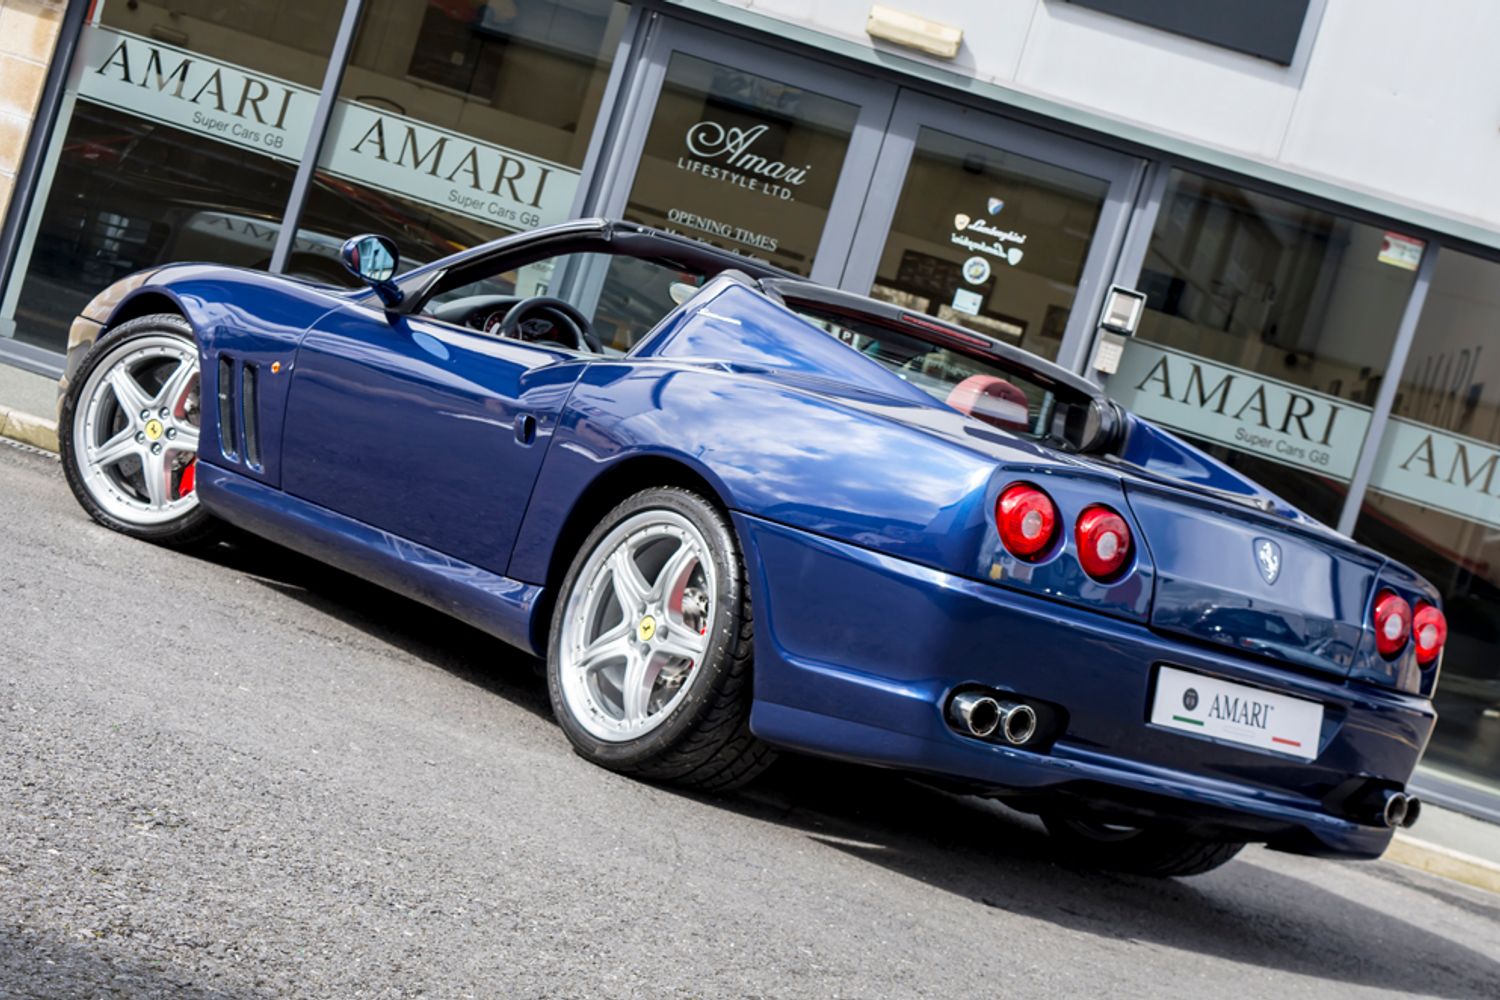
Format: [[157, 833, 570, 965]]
[[339, 234, 404, 311]]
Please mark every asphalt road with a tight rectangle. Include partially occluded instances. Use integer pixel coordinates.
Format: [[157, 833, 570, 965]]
[[3, 440, 1499, 1000]]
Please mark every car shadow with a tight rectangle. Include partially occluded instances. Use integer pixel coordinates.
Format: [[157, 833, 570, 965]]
[[719, 760, 1500, 998], [199, 536, 1500, 999], [0, 924, 248, 1000], [202, 532, 555, 723]]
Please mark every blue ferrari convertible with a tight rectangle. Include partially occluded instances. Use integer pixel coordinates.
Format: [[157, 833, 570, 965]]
[[56, 219, 1444, 877]]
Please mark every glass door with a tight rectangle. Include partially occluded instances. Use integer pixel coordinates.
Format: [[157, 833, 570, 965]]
[[595, 19, 896, 285], [841, 92, 1143, 366]]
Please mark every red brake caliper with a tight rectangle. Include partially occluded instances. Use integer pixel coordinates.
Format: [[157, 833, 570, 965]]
[[178, 459, 196, 498]]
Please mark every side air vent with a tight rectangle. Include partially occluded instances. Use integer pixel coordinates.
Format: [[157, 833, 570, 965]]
[[241, 363, 260, 467], [217, 356, 237, 461]]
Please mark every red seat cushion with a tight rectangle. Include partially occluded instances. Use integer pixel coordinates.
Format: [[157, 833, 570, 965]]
[[947, 375, 1030, 433]]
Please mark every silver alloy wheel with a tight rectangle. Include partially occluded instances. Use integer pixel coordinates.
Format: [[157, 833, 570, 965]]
[[558, 509, 717, 742], [72, 334, 201, 526]]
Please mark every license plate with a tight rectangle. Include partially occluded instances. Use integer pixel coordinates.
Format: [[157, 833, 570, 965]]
[[1151, 666, 1323, 761]]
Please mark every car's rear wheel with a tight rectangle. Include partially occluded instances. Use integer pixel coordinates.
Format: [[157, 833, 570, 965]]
[[547, 487, 774, 790], [59, 313, 221, 548], [1040, 813, 1245, 877]]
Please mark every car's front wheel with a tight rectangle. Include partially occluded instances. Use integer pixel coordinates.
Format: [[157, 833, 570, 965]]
[[547, 486, 774, 790], [59, 313, 221, 549], [1040, 813, 1245, 877]]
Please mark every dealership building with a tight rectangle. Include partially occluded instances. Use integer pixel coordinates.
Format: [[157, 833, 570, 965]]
[[1, 0, 1498, 817]]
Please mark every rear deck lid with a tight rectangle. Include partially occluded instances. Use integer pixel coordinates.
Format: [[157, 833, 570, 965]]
[[1124, 483, 1381, 678]]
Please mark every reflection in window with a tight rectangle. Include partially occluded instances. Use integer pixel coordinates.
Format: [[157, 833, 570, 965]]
[[6, 0, 344, 352], [100, 0, 342, 89], [1355, 249, 1500, 795], [625, 53, 860, 276], [1122, 169, 1418, 524], [1138, 171, 1413, 406], [347, 0, 624, 169], [869, 127, 1109, 362], [406, 0, 612, 139], [296, 0, 628, 280]]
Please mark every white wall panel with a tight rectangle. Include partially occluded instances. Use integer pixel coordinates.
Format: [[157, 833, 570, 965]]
[[744, 0, 1039, 83], [1011, 1, 1304, 158], [715, 0, 1498, 234], [1280, 0, 1500, 229]]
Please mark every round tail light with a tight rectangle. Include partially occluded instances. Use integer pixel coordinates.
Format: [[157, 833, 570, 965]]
[[997, 483, 1057, 560], [1413, 602, 1447, 666], [1372, 589, 1411, 658], [1075, 505, 1132, 581]]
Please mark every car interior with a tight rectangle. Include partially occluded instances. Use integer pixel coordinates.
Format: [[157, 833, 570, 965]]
[[407, 227, 781, 355], [418, 251, 706, 355], [399, 232, 1107, 451]]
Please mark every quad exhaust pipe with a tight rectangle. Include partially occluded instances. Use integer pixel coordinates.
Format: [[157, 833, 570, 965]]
[[948, 691, 1039, 746], [950, 695, 1420, 826], [1377, 789, 1422, 829]]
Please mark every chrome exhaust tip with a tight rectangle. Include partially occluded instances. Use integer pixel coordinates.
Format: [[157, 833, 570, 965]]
[[1401, 796, 1421, 829], [998, 702, 1038, 745], [1381, 791, 1409, 829], [949, 692, 1002, 739]]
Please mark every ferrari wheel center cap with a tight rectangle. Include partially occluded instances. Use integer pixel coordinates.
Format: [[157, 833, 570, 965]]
[[637, 615, 657, 643], [143, 418, 165, 441]]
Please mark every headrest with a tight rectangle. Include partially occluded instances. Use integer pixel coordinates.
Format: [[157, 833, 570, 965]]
[[947, 375, 1030, 433]]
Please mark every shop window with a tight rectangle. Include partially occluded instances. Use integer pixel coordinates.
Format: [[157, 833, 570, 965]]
[[868, 127, 1109, 362], [622, 52, 861, 277], [406, 2, 598, 129], [1354, 249, 1500, 794], [1108, 169, 1418, 524], [2, 0, 345, 353], [292, 0, 628, 280]]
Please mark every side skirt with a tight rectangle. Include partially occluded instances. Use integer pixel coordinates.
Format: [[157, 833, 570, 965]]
[[197, 462, 543, 655]]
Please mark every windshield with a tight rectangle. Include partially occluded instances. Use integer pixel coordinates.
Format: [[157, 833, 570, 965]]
[[790, 305, 1108, 452]]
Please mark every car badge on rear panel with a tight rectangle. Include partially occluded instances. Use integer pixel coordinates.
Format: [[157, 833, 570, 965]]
[[1254, 538, 1282, 585]]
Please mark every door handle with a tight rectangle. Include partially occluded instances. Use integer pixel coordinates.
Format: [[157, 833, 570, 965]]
[[515, 413, 538, 445]]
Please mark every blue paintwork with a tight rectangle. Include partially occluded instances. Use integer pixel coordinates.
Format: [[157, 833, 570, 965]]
[[1117, 414, 1307, 520], [280, 300, 586, 576], [636, 282, 939, 404], [199, 461, 539, 652], [737, 511, 1433, 858], [1123, 484, 1378, 677], [79, 225, 1446, 859]]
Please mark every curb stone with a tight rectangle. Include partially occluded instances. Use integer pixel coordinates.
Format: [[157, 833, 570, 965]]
[[1385, 834, 1500, 896], [0, 404, 58, 453]]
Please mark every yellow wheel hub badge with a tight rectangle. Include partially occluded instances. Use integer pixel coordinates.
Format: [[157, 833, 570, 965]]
[[637, 615, 657, 642], [143, 418, 164, 441]]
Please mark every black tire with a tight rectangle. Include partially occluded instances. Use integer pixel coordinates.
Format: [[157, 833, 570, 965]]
[[1041, 813, 1245, 877], [547, 486, 775, 791], [58, 313, 222, 550]]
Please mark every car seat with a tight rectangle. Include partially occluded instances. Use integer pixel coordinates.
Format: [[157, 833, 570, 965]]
[[946, 374, 1031, 433]]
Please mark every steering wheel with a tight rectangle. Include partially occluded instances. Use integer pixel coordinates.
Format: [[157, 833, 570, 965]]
[[494, 296, 600, 352]]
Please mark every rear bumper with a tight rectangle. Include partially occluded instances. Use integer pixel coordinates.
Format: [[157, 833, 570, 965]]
[[736, 513, 1436, 859]]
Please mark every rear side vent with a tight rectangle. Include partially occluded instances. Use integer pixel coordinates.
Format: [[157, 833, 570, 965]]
[[217, 356, 237, 460], [241, 363, 260, 467]]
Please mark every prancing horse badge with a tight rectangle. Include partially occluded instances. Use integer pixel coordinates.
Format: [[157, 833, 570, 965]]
[[1254, 538, 1282, 585]]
